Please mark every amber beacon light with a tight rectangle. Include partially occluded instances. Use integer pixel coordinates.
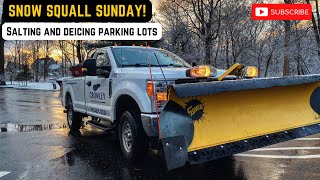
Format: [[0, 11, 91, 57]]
[[245, 66, 259, 78], [187, 65, 211, 78]]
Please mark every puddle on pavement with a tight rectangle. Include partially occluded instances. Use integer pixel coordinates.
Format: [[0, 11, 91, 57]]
[[0, 123, 67, 132]]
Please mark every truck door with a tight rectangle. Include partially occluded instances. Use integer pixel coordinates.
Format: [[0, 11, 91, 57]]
[[85, 50, 112, 120], [71, 77, 86, 113]]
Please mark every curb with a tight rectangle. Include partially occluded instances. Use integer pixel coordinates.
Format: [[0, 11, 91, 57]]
[[0, 86, 59, 91]]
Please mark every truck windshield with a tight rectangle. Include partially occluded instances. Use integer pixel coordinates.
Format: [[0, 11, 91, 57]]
[[111, 47, 191, 68]]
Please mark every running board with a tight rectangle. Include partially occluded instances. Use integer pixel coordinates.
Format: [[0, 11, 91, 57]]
[[86, 121, 113, 131]]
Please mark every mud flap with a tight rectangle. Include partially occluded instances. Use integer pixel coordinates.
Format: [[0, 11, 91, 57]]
[[159, 75, 320, 170], [160, 136, 188, 170]]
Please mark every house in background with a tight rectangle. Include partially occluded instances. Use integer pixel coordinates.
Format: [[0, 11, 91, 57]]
[[48, 63, 62, 77], [31, 58, 57, 81]]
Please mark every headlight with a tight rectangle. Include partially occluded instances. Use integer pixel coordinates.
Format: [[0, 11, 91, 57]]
[[147, 81, 168, 101], [156, 92, 168, 101], [147, 81, 173, 111]]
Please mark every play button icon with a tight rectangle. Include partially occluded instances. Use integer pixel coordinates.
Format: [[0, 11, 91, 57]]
[[255, 7, 269, 17]]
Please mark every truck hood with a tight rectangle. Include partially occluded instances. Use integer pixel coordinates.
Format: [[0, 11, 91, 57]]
[[119, 67, 190, 80], [118, 67, 226, 81]]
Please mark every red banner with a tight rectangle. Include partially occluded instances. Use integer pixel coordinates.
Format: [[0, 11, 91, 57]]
[[252, 4, 312, 20]]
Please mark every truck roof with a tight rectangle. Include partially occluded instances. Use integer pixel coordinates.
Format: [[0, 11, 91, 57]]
[[100, 46, 160, 50]]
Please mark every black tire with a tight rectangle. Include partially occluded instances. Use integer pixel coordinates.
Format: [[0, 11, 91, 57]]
[[119, 111, 148, 162], [66, 97, 82, 131]]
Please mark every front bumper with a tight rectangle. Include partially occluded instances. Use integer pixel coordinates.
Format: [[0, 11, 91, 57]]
[[141, 113, 159, 137]]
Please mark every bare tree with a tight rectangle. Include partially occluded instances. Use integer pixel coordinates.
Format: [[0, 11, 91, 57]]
[[306, 0, 320, 59], [33, 41, 42, 81], [157, 0, 199, 62], [264, 23, 281, 77], [0, 13, 5, 85], [23, 41, 42, 81], [169, 0, 222, 65], [0, 31, 4, 85], [76, 40, 83, 63], [282, 0, 292, 76]]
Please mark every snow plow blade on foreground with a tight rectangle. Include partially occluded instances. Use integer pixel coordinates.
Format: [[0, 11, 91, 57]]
[[159, 74, 320, 170]]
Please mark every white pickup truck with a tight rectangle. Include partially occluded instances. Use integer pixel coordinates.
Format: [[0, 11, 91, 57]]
[[61, 46, 320, 170], [62, 46, 217, 162]]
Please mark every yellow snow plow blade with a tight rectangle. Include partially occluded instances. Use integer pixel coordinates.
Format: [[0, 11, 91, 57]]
[[159, 75, 320, 170], [170, 82, 320, 151]]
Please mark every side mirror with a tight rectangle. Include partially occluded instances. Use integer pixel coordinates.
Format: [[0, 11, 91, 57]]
[[97, 65, 112, 78], [192, 62, 197, 67], [101, 65, 112, 72], [82, 58, 97, 76]]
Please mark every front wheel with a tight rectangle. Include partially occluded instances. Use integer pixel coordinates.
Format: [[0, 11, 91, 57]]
[[119, 111, 148, 162], [66, 98, 82, 131]]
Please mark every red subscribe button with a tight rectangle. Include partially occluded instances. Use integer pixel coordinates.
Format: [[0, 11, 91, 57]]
[[252, 4, 312, 20]]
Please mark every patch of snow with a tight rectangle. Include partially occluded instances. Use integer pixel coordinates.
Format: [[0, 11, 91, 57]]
[[49, 64, 61, 70], [1, 81, 60, 91], [57, 77, 72, 81]]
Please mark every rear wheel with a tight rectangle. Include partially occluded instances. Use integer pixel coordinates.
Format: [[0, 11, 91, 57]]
[[66, 97, 82, 131], [119, 111, 148, 162]]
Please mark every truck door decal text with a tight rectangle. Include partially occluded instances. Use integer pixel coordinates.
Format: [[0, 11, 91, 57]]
[[89, 92, 106, 101], [90, 107, 107, 116]]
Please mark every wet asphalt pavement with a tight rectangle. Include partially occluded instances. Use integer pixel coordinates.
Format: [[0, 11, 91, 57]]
[[1, 88, 320, 179], [0, 88, 65, 125]]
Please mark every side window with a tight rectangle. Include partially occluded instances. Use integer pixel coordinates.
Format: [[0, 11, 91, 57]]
[[96, 51, 111, 67], [90, 50, 97, 58], [96, 53, 105, 67], [105, 53, 111, 66]]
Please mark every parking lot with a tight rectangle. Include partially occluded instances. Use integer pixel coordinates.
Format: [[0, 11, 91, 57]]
[[1, 88, 320, 180]]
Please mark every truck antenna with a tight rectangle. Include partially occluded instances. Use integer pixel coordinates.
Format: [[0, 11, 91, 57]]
[[120, 44, 123, 68], [146, 44, 162, 139], [154, 52, 168, 86]]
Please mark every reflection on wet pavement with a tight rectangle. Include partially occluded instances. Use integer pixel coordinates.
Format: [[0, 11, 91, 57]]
[[0, 126, 245, 180], [50, 129, 244, 180], [0, 88, 65, 125], [0, 123, 67, 132]]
